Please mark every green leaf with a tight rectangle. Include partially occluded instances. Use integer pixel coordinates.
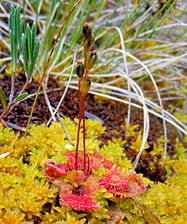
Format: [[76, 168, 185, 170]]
[[9, 6, 22, 69], [0, 88, 7, 110], [10, 30, 16, 68], [31, 24, 36, 57], [29, 40, 40, 77], [21, 34, 29, 73], [9, 6, 15, 31], [26, 24, 31, 61], [15, 7, 22, 47], [15, 93, 28, 102]]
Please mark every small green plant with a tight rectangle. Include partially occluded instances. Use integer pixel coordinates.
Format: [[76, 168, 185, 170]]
[[0, 6, 40, 126]]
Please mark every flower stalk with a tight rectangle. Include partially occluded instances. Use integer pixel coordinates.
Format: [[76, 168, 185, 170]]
[[74, 23, 97, 172]]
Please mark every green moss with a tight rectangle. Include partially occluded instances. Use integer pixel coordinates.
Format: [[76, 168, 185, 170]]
[[0, 125, 18, 146], [0, 120, 186, 223], [142, 160, 187, 224]]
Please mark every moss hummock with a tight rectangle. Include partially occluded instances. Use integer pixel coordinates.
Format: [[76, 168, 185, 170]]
[[0, 119, 186, 223]]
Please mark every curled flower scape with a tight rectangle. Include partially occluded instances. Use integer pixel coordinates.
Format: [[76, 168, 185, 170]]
[[44, 152, 146, 211]]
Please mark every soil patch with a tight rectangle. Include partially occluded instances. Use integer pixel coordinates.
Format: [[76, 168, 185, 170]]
[[0, 73, 178, 182]]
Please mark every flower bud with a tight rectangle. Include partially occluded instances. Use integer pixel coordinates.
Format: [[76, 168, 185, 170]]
[[75, 60, 84, 77], [80, 77, 91, 96], [82, 22, 92, 40], [87, 34, 95, 50], [88, 50, 97, 69]]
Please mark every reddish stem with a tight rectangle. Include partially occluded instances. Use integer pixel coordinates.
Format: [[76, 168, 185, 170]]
[[75, 111, 81, 170], [82, 96, 86, 170], [75, 80, 82, 170], [75, 93, 87, 172]]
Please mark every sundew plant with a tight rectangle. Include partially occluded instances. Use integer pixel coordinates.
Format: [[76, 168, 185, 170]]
[[43, 22, 146, 212]]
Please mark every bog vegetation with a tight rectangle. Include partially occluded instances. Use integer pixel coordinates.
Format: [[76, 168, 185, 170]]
[[0, 0, 186, 223]]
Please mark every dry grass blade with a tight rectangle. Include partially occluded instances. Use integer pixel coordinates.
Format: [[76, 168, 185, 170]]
[[108, 26, 131, 135], [67, 81, 186, 136]]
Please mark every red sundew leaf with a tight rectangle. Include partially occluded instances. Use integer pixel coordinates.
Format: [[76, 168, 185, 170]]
[[99, 170, 146, 199], [53, 180, 73, 195], [85, 152, 104, 174], [43, 169, 59, 181], [60, 194, 100, 211], [87, 151, 114, 171], [44, 161, 69, 180], [99, 169, 129, 193], [102, 158, 114, 170], [124, 173, 146, 195], [84, 176, 102, 197], [113, 173, 146, 198]]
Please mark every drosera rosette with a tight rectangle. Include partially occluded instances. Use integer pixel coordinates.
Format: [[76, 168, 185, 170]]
[[44, 152, 104, 211], [99, 168, 146, 199], [44, 151, 146, 212]]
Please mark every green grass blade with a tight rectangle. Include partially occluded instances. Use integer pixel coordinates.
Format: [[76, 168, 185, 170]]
[[21, 34, 29, 74], [134, 0, 177, 49], [29, 40, 40, 77], [92, 0, 107, 27], [15, 7, 22, 47], [26, 24, 31, 61], [10, 30, 16, 68], [9, 6, 15, 31], [0, 88, 8, 110], [126, 0, 175, 49], [31, 24, 36, 57], [15, 7, 20, 47], [15, 93, 28, 102]]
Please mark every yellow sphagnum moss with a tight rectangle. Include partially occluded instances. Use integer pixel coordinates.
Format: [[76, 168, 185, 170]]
[[0, 119, 186, 223]]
